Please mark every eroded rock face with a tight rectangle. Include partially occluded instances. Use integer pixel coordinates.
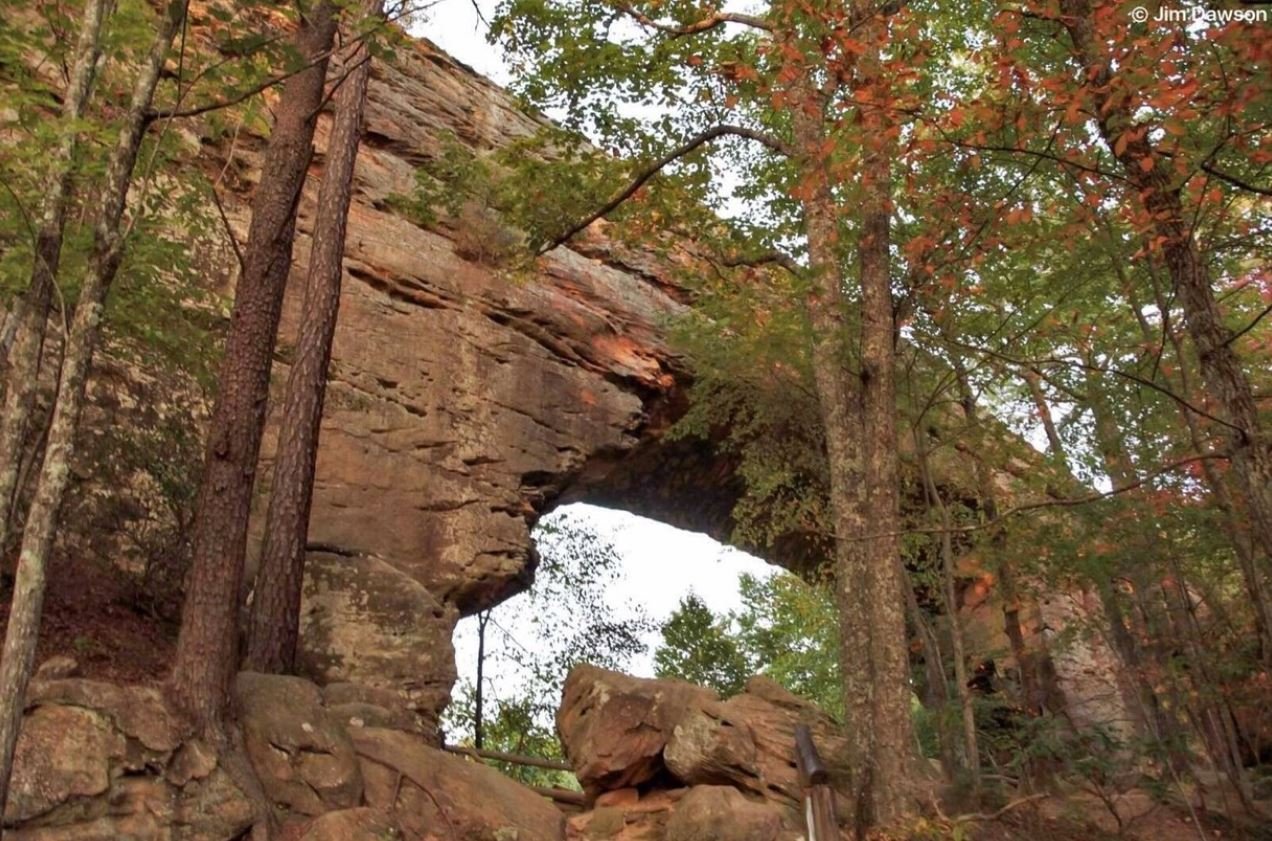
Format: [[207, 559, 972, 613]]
[[299, 807, 401, 841], [294, 551, 457, 736], [3, 677, 256, 841], [3, 671, 568, 841], [557, 666, 847, 814], [223, 37, 697, 724], [353, 726, 566, 841], [234, 672, 363, 817], [566, 787, 803, 841]]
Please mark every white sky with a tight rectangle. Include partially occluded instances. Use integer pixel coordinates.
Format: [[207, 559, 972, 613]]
[[416, 1, 511, 85], [451, 504, 775, 716]]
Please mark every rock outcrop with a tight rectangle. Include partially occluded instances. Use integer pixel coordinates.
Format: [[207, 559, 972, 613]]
[[556, 666, 826, 841], [2, 669, 568, 841], [353, 726, 566, 841], [4, 677, 255, 840]]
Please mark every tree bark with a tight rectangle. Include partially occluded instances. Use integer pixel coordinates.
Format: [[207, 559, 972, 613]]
[[244, 4, 377, 673], [793, 8, 916, 826], [0, 0, 108, 557], [0, 0, 188, 817], [474, 610, 489, 750], [168, 2, 339, 731], [1022, 368, 1067, 472], [1081, 363, 1192, 772]]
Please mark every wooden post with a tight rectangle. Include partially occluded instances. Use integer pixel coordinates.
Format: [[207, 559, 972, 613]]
[[795, 724, 838, 840]]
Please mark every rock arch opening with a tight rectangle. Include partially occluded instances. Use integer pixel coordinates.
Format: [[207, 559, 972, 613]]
[[444, 502, 779, 747]]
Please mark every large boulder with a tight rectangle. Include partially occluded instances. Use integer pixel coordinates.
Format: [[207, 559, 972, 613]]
[[295, 551, 457, 739], [300, 808, 400, 841], [664, 677, 845, 808], [565, 787, 801, 841], [557, 667, 845, 809], [3, 679, 255, 841], [352, 726, 566, 841], [4, 706, 123, 825], [664, 787, 801, 841], [234, 672, 363, 817], [556, 666, 716, 797]]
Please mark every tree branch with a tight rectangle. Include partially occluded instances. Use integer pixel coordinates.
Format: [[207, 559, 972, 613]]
[[208, 184, 245, 273], [843, 451, 1231, 541], [719, 250, 804, 276], [610, 2, 772, 36], [946, 338, 1246, 437], [1200, 162, 1272, 197], [1226, 300, 1272, 348], [538, 124, 794, 255]]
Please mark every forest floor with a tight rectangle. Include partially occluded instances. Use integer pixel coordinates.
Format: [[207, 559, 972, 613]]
[[917, 784, 1272, 840], [0, 550, 174, 685]]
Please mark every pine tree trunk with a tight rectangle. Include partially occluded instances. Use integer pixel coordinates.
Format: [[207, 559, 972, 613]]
[[168, 3, 339, 731], [0, 0, 108, 556], [0, 0, 188, 817], [245, 6, 377, 673]]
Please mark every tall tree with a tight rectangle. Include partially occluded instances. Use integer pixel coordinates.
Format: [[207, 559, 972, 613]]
[[492, 0, 921, 826], [0, 0, 190, 815], [245, 0, 382, 674], [654, 593, 752, 696], [169, 2, 339, 730], [0, 0, 108, 558]]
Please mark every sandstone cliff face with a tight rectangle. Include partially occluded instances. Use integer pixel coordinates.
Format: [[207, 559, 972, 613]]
[[220, 40, 696, 729]]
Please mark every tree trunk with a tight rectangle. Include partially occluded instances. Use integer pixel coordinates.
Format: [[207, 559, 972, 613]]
[[0, 0, 188, 817], [168, 2, 338, 731], [0, 0, 108, 556], [1081, 363, 1192, 772], [917, 440, 980, 786], [474, 610, 489, 750], [793, 22, 916, 828], [798, 143, 877, 834], [1022, 368, 1067, 472], [244, 4, 377, 673], [1061, 0, 1272, 569], [904, 574, 957, 777], [1142, 265, 1272, 662], [950, 355, 1056, 717]]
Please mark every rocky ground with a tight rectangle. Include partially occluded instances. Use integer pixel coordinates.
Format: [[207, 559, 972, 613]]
[[3, 659, 1257, 841]]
